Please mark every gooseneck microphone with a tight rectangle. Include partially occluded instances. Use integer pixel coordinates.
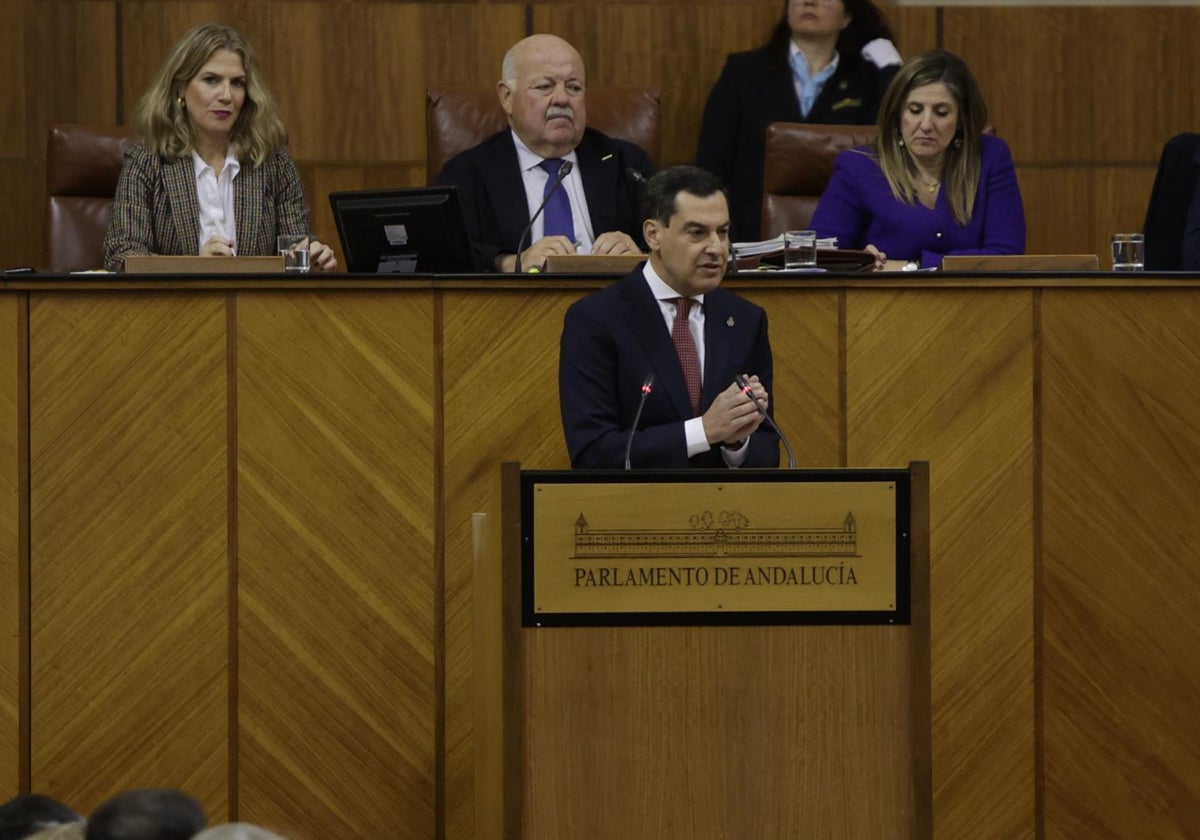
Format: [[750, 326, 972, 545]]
[[623, 373, 655, 470], [514, 160, 574, 273], [735, 375, 796, 469]]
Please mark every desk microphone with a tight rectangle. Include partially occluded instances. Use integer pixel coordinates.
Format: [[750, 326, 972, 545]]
[[735, 374, 796, 469], [514, 160, 574, 273], [623, 372, 655, 470]]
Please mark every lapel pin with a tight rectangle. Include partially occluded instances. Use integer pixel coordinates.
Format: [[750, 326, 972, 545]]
[[727, 316, 735, 327], [601, 153, 613, 161]]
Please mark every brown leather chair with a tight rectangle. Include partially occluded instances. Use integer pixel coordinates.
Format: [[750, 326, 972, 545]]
[[760, 122, 878, 239], [45, 124, 136, 272], [425, 87, 661, 184]]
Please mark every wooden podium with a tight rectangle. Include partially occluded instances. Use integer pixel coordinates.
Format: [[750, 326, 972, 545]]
[[493, 462, 931, 839]]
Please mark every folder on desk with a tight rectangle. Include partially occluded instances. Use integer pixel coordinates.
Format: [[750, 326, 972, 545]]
[[541, 254, 646, 274], [941, 254, 1099, 271], [123, 255, 284, 274]]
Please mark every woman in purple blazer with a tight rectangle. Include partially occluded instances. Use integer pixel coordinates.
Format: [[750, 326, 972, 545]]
[[811, 50, 1025, 269]]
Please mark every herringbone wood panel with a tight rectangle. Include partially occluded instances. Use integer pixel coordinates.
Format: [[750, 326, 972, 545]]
[[739, 288, 841, 467], [1042, 291, 1200, 838], [442, 290, 578, 840], [236, 293, 437, 840], [0, 298, 20, 799], [845, 290, 1036, 839], [28, 294, 229, 814]]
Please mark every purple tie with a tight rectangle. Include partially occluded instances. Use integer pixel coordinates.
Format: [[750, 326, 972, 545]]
[[538, 158, 574, 241], [670, 297, 702, 416]]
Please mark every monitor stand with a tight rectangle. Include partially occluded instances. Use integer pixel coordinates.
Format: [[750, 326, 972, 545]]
[[377, 252, 418, 273]]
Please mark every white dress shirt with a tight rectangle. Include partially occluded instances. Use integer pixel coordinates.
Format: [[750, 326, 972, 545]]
[[512, 131, 596, 252], [192, 150, 240, 253], [642, 262, 749, 465]]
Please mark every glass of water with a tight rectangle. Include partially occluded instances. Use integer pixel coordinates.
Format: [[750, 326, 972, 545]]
[[1111, 233, 1144, 271], [278, 234, 311, 273], [784, 229, 818, 269]]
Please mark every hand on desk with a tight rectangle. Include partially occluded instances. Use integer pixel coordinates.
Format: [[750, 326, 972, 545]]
[[591, 231, 639, 256], [309, 240, 338, 272], [501, 235, 577, 272], [201, 235, 236, 258]]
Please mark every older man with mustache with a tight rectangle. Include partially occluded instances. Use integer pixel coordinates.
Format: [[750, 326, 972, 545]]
[[436, 34, 655, 272]]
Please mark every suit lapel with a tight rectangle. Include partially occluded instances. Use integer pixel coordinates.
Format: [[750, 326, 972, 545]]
[[162, 156, 201, 255], [620, 273, 694, 421], [483, 133, 531, 248], [576, 131, 619, 235], [766, 64, 803, 122], [702, 292, 733, 408], [234, 162, 263, 255]]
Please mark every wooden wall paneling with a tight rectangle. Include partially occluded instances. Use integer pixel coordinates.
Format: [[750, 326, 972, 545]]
[[421, 5, 528, 91], [886, 5, 939, 57], [844, 289, 1036, 838], [943, 8, 1093, 165], [738, 287, 842, 467], [1041, 290, 1200, 838], [5, 0, 118, 157], [0, 165, 44, 271], [0, 297, 20, 799], [235, 291, 438, 840], [1016, 167, 1094, 259], [1083, 8, 1200, 164], [440, 289, 580, 840], [521, 624, 918, 838], [1092, 165, 1158, 269], [28, 293, 230, 815]]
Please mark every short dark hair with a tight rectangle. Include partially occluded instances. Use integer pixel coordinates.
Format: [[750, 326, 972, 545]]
[[642, 165, 728, 226], [0, 794, 80, 840], [86, 790, 205, 840]]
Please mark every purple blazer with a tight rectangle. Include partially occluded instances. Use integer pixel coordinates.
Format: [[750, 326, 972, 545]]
[[810, 134, 1025, 268]]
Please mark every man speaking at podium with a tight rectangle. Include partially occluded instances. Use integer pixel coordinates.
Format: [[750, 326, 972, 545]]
[[559, 165, 779, 469]]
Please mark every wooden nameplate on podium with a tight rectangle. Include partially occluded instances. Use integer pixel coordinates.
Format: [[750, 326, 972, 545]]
[[123, 255, 285, 274], [540, 253, 645, 274], [942, 254, 1099, 271]]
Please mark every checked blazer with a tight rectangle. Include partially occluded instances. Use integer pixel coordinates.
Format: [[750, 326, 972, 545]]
[[103, 142, 311, 272]]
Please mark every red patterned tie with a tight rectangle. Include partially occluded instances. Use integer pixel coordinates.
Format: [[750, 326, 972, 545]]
[[670, 297, 702, 416]]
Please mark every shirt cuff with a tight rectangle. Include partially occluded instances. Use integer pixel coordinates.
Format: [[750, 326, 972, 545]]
[[720, 437, 751, 467], [684, 417, 710, 458]]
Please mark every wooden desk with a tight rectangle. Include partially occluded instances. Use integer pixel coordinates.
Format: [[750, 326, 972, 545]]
[[1, 273, 1197, 838]]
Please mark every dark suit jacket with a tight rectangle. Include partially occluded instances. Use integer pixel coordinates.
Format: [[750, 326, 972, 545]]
[[696, 46, 896, 242], [559, 266, 779, 469], [435, 127, 655, 271], [1144, 132, 1200, 270], [103, 143, 311, 272]]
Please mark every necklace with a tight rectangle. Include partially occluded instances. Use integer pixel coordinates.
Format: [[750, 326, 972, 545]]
[[921, 179, 939, 194]]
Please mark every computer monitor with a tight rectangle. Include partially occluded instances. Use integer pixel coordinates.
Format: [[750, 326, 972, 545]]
[[329, 186, 474, 273]]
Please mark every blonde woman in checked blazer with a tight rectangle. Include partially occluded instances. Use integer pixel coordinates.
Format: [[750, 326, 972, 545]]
[[104, 23, 337, 273]]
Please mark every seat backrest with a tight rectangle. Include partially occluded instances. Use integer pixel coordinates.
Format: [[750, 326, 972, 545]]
[[45, 124, 136, 272], [425, 87, 661, 184], [761, 122, 878, 239]]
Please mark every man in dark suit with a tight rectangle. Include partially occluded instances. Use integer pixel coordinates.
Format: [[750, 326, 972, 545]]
[[436, 34, 654, 272], [559, 165, 779, 469]]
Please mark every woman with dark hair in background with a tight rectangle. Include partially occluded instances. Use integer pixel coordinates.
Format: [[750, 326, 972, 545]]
[[696, 0, 901, 241], [811, 50, 1025, 269], [104, 23, 337, 272]]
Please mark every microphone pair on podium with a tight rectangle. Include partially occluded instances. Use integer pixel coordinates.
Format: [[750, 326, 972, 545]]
[[623, 373, 798, 469]]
